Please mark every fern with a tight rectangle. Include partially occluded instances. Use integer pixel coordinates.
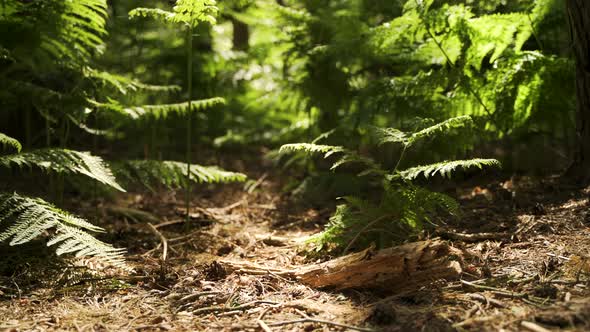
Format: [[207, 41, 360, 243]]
[[0, 193, 126, 267], [370, 115, 474, 150], [0, 149, 125, 192], [0, 133, 21, 153], [465, 13, 533, 70], [407, 115, 474, 146], [123, 98, 226, 120], [84, 67, 181, 95], [279, 143, 345, 158], [129, 0, 218, 27], [310, 183, 459, 253], [113, 160, 246, 190], [1, 0, 110, 65], [398, 158, 500, 180]]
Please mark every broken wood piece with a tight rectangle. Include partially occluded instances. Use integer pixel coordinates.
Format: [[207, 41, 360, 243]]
[[220, 239, 462, 292], [440, 231, 510, 242]]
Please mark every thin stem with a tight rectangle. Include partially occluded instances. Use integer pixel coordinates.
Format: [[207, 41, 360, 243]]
[[527, 13, 544, 52], [46, 112, 54, 199], [185, 24, 194, 224], [393, 144, 408, 173], [413, 0, 496, 123]]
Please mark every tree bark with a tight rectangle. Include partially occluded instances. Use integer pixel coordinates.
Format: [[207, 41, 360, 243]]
[[220, 240, 462, 292], [566, 0, 590, 180]]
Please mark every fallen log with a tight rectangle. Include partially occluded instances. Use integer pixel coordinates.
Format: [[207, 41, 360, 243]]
[[219, 239, 462, 292]]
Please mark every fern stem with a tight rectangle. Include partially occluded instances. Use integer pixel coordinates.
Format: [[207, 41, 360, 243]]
[[412, 0, 496, 124], [526, 13, 544, 52], [185, 24, 194, 224], [393, 144, 407, 173]]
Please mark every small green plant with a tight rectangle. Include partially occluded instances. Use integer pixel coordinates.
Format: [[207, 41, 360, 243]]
[[129, 0, 222, 222], [0, 132, 126, 267], [279, 115, 500, 254]]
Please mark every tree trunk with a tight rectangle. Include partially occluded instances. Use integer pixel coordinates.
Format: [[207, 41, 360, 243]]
[[566, 0, 590, 180], [231, 18, 249, 51]]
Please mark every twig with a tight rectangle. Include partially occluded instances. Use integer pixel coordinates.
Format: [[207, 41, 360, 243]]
[[247, 173, 268, 194], [257, 307, 272, 320], [154, 219, 184, 229], [257, 320, 273, 332], [218, 199, 246, 212], [468, 293, 506, 308], [460, 280, 548, 305], [453, 315, 499, 328], [148, 223, 168, 262], [266, 318, 374, 332], [521, 321, 551, 332], [192, 300, 278, 315], [441, 231, 510, 242], [177, 291, 220, 304]]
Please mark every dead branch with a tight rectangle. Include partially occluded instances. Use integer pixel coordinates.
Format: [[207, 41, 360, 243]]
[[220, 239, 462, 292]]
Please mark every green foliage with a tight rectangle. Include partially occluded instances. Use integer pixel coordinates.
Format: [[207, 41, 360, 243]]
[[0, 149, 125, 192], [279, 143, 345, 158], [398, 159, 500, 180], [113, 160, 246, 190], [280, 115, 499, 253], [372, 115, 474, 147], [0, 193, 125, 267], [83, 67, 182, 95], [312, 183, 459, 253], [129, 0, 219, 27], [123, 98, 226, 120], [0, 133, 22, 153], [0, 0, 108, 66]]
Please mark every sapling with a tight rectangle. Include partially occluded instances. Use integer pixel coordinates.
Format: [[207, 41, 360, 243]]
[[129, 0, 219, 222]]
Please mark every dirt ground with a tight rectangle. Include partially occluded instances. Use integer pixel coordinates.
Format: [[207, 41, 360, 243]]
[[1, 159, 590, 331]]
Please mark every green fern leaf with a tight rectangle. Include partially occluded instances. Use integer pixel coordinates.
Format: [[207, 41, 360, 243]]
[[0, 193, 126, 267], [398, 158, 500, 180], [408, 115, 474, 146], [279, 143, 345, 158], [370, 126, 409, 146], [129, 0, 219, 27], [84, 67, 181, 95], [0, 133, 22, 153], [123, 97, 226, 119], [113, 160, 246, 190], [0, 149, 125, 192]]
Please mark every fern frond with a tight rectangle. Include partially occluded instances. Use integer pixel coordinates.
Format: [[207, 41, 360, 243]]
[[84, 67, 181, 95], [129, 0, 218, 27], [466, 13, 532, 70], [408, 115, 474, 146], [40, 0, 108, 64], [309, 183, 459, 252], [399, 158, 500, 180], [0, 133, 22, 153], [279, 143, 345, 158], [0, 193, 126, 267], [330, 153, 383, 174], [113, 160, 246, 190], [370, 126, 409, 146], [0, 149, 125, 192], [123, 97, 226, 119]]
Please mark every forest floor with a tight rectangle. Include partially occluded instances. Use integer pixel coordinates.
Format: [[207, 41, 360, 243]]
[[1, 153, 590, 331]]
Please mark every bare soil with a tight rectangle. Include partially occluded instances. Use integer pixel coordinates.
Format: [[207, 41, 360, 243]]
[[1, 160, 590, 331]]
